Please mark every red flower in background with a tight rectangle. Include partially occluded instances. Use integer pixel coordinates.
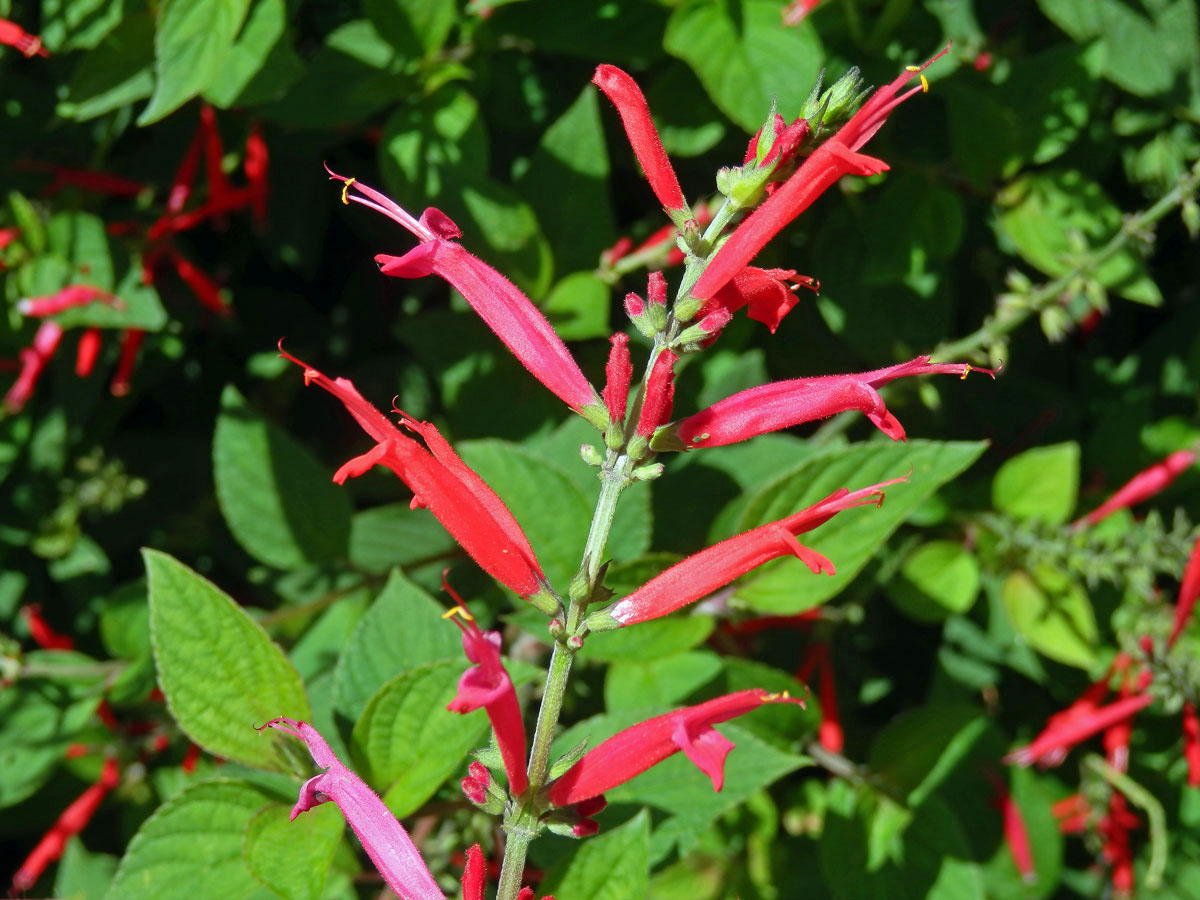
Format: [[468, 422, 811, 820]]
[[0, 16, 48, 57], [1073, 449, 1196, 529]]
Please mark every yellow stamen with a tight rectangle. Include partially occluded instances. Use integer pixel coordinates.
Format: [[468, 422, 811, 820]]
[[920, 74, 929, 93], [906, 64, 921, 71], [960, 364, 972, 381], [441, 604, 475, 622], [340, 177, 356, 205]]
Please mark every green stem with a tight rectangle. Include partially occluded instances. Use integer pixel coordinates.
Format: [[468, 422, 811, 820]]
[[524, 639, 575, 794], [936, 161, 1200, 361], [496, 827, 535, 900], [1084, 754, 1167, 889], [579, 452, 635, 586]]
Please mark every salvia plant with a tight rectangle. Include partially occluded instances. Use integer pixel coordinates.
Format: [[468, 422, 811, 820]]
[[3, 2, 1200, 900]]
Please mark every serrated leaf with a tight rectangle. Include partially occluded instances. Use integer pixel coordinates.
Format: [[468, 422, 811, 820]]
[[243, 802, 343, 900], [604, 651, 724, 711], [214, 384, 352, 569], [139, 0, 252, 124], [731, 440, 988, 614], [991, 442, 1079, 524], [888, 540, 981, 623], [145, 549, 311, 771], [54, 837, 119, 900], [664, 0, 824, 132], [347, 503, 459, 576], [331, 569, 463, 726], [351, 660, 487, 816], [540, 810, 651, 900], [106, 780, 280, 900]]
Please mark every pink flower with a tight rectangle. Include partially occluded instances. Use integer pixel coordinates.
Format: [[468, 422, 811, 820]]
[[702, 266, 819, 335], [259, 719, 446, 900], [1169, 536, 1200, 648], [660, 356, 993, 450], [328, 168, 601, 420], [592, 65, 687, 215], [443, 597, 529, 795], [0, 17, 48, 56], [547, 690, 802, 806], [1074, 449, 1196, 528], [690, 48, 950, 303], [4, 321, 63, 412], [281, 347, 553, 606], [596, 477, 904, 628]]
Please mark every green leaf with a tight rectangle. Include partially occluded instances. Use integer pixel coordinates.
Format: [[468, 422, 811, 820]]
[[243, 802, 343, 900], [145, 549, 311, 771], [540, 810, 651, 900], [106, 780, 280, 900], [203, 0, 304, 109], [732, 440, 988, 614], [351, 660, 487, 815], [584, 612, 714, 662], [331, 569, 463, 726], [1001, 569, 1098, 669], [54, 837, 119, 900], [347, 503, 459, 576], [56, 259, 169, 332], [888, 540, 981, 623], [542, 272, 611, 341], [214, 384, 353, 569], [997, 171, 1163, 305], [0, 680, 97, 808], [518, 86, 615, 274], [664, 0, 825, 132], [139, 0, 253, 125], [40, 0, 124, 52], [868, 704, 989, 807], [991, 442, 1079, 524], [603, 651, 724, 711], [365, 0, 455, 56], [458, 440, 592, 589], [1094, 0, 1176, 96], [58, 13, 156, 122], [46, 212, 114, 290]]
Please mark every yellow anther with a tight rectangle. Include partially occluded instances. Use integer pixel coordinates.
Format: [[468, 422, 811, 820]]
[[906, 64, 921, 71], [763, 690, 790, 701], [920, 74, 929, 93], [340, 177, 356, 205], [441, 604, 475, 622], [960, 364, 972, 381]]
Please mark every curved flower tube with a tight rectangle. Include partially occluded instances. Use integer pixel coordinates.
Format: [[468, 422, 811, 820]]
[[281, 346, 554, 607], [547, 690, 803, 806], [260, 719, 446, 900], [592, 477, 905, 628], [326, 167, 602, 421], [659, 356, 994, 450]]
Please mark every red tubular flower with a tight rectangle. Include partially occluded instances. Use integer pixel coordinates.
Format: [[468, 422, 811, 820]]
[[1052, 793, 1091, 834], [10, 758, 119, 892], [109, 329, 145, 397], [802, 644, 843, 753], [1168, 535, 1200, 648], [330, 170, 601, 419], [703, 266, 819, 334], [636, 349, 678, 436], [603, 333, 632, 424], [4, 320, 63, 412], [1004, 693, 1154, 768], [443, 598, 529, 796], [1184, 702, 1200, 788], [17, 284, 120, 317], [1074, 449, 1196, 529], [690, 48, 950, 303], [23, 163, 145, 197], [22, 604, 74, 650], [163, 249, 230, 316], [200, 105, 232, 208], [75, 328, 102, 377], [281, 348, 552, 604], [597, 477, 904, 628], [547, 689, 802, 806], [244, 124, 269, 226], [1102, 793, 1137, 898], [0, 17, 49, 56], [662, 356, 993, 450], [592, 65, 687, 215], [987, 773, 1036, 885], [260, 719, 447, 900]]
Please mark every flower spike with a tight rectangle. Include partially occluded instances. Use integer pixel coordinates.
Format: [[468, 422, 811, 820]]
[[260, 719, 446, 900]]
